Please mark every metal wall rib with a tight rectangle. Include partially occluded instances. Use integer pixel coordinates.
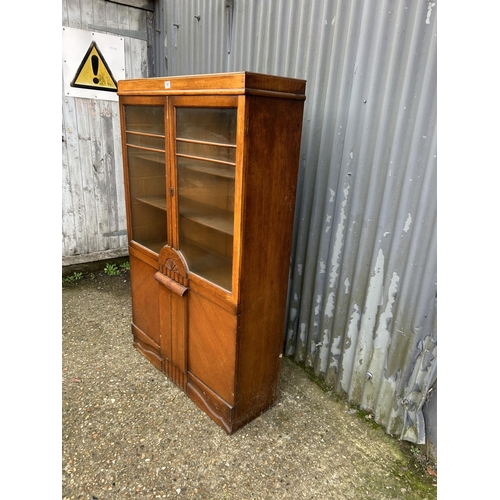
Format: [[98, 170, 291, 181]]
[[162, 0, 437, 448]]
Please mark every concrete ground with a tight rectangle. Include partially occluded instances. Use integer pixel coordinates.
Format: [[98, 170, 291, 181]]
[[62, 269, 437, 499]]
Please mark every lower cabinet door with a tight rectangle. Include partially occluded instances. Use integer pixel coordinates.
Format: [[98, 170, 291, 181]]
[[187, 290, 237, 431], [130, 254, 162, 370]]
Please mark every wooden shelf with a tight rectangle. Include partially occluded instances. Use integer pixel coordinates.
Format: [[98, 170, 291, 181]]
[[179, 197, 233, 235], [130, 239, 167, 256], [181, 161, 235, 179], [143, 239, 167, 254], [126, 130, 165, 139], [176, 137, 236, 148], [128, 150, 165, 162], [136, 196, 167, 211], [176, 137, 236, 172]]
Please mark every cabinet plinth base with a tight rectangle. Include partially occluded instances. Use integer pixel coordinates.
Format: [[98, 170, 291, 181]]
[[187, 374, 235, 434], [132, 323, 162, 371]]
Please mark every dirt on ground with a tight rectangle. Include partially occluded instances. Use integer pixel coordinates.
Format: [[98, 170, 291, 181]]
[[62, 266, 437, 499]]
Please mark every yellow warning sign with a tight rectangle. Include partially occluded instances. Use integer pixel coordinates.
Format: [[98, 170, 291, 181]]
[[70, 41, 118, 92]]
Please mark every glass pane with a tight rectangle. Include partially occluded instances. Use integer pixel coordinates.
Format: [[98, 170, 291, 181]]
[[126, 133, 165, 150], [124, 105, 167, 254], [125, 106, 164, 135], [176, 108, 236, 145], [176, 107, 237, 292]]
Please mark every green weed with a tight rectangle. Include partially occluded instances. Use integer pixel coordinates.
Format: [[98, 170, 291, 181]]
[[104, 263, 121, 276], [120, 261, 131, 271], [62, 272, 83, 285]]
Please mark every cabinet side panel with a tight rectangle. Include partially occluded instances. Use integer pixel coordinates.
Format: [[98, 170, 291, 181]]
[[235, 96, 305, 426], [187, 291, 237, 406]]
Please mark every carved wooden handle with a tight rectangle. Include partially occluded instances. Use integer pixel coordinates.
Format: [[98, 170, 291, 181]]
[[154, 272, 188, 296]]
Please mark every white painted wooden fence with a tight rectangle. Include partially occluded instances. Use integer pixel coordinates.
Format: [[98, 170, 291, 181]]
[[62, 0, 153, 265]]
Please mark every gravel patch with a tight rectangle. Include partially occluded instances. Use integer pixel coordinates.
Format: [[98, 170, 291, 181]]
[[62, 271, 437, 499]]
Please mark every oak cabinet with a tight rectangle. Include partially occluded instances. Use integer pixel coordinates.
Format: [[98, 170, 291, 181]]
[[118, 72, 306, 433]]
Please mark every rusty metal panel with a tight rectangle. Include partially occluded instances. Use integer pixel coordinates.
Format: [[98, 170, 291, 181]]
[[161, 0, 437, 448], [162, 0, 229, 75], [106, 0, 155, 11], [281, 0, 437, 446]]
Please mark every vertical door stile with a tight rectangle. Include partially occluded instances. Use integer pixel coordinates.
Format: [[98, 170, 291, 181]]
[[232, 95, 246, 305], [155, 243, 189, 391], [157, 92, 172, 379], [166, 96, 176, 248], [152, 96, 190, 391]]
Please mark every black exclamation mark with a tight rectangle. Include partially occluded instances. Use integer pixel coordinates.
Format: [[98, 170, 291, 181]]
[[92, 55, 99, 84]]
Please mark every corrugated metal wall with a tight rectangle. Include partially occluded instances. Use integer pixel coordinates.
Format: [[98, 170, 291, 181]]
[[62, 0, 152, 265], [161, 0, 437, 449]]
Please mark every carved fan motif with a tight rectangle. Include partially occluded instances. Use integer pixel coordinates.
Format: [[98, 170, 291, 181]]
[[164, 258, 178, 273]]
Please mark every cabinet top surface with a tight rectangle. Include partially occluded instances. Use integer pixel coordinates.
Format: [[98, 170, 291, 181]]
[[117, 71, 306, 98]]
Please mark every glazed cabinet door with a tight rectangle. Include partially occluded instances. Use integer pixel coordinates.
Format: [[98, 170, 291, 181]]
[[169, 96, 239, 295], [121, 97, 190, 389], [122, 100, 167, 254], [121, 98, 168, 369]]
